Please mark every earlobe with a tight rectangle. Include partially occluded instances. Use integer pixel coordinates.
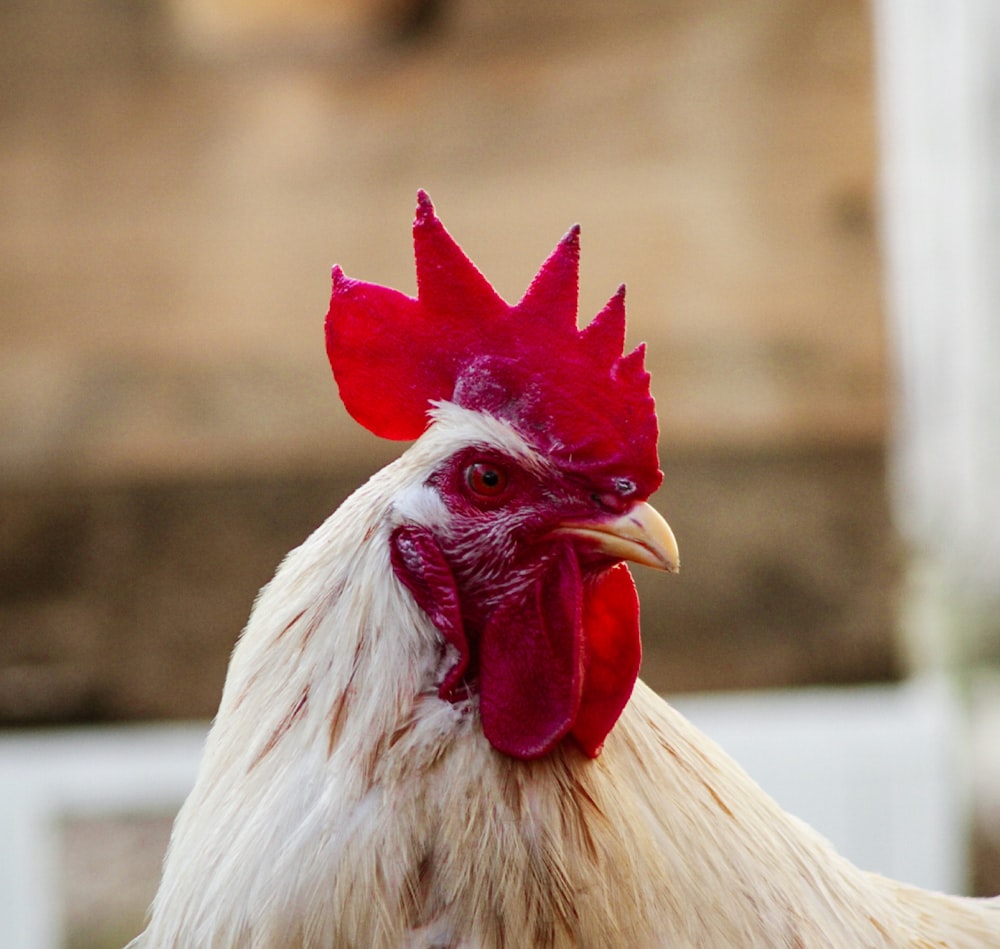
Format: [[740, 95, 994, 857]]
[[389, 526, 470, 700]]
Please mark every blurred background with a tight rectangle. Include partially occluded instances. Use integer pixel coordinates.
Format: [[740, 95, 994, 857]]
[[1, 0, 998, 945]]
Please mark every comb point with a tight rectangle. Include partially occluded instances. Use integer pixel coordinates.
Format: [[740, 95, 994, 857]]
[[581, 286, 627, 366], [415, 189, 435, 222], [515, 224, 580, 329]]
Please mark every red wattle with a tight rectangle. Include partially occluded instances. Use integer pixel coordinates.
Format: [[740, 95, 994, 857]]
[[571, 563, 642, 757], [391, 529, 642, 761], [479, 544, 584, 759]]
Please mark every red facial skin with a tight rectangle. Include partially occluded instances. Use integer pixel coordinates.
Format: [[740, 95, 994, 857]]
[[390, 446, 644, 761]]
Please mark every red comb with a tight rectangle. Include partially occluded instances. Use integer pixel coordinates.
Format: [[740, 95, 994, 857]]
[[326, 192, 661, 496]]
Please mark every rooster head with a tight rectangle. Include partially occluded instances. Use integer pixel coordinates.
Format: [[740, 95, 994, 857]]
[[325, 192, 678, 760]]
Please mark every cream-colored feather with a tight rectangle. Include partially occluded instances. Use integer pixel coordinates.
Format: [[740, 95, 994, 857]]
[[134, 406, 999, 948]]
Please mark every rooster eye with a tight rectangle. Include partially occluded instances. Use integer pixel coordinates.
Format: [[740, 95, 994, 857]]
[[465, 461, 509, 499]]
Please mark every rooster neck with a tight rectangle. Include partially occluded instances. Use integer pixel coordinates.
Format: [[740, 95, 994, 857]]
[[136, 418, 1000, 948], [215, 454, 466, 779], [139, 453, 477, 946], [200, 410, 556, 806]]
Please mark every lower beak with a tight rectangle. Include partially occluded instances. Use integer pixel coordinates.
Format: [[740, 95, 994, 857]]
[[552, 501, 680, 573]]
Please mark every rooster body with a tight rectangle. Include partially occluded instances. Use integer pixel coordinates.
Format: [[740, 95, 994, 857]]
[[135, 197, 998, 948]]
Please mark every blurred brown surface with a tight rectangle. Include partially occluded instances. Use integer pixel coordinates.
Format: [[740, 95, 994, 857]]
[[0, 0, 890, 727], [61, 814, 174, 949], [0, 0, 882, 485]]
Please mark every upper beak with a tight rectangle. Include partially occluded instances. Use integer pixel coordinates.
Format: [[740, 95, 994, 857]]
[[552, 501, 680, 573]]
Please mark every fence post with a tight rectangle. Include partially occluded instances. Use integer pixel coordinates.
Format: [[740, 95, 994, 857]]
[[872, 0, 1000, 672]]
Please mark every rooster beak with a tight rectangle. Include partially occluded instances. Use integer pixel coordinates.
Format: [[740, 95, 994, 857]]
[[553, 502, 680, 573]]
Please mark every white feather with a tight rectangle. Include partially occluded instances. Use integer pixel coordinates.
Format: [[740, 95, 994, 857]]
[[133, 406, 1000, 948]]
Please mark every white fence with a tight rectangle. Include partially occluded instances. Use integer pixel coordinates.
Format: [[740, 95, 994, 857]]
[[0, 724, 205, 949], [0, 677, 983, 949]]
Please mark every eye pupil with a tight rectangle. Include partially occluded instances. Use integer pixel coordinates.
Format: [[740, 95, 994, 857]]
[[466, 461, 508, 498]]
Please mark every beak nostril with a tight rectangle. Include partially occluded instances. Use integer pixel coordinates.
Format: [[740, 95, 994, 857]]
[[613, 477, 636, 497]]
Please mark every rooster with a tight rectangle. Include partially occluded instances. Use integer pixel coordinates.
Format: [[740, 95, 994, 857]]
[[133, 193, 999, 948]]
